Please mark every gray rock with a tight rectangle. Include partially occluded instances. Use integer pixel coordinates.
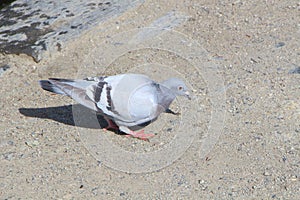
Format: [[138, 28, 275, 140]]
[[0, 64, 10, 76], [0, 0, 144, 62], [289, 66, 300, 74]]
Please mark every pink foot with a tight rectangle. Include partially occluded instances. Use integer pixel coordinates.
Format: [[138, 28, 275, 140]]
[[126, 130, 155, 141], [102, 119, 119, 131]]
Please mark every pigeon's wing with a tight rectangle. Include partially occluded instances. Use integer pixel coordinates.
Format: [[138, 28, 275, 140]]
[[85, 75, 123, 118], [85, 74, 155, 124]]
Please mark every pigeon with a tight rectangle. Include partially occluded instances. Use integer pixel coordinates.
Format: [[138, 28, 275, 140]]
[[39, 73, 190, 140]]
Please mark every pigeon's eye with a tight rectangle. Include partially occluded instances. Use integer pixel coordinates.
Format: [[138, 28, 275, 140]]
[[178, 86, 183, 90]]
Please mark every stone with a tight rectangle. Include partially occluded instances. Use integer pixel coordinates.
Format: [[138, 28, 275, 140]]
[[0, 0, 144, 62]]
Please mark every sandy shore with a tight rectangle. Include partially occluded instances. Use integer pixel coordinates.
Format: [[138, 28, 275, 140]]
[[1, 0, 299, 199]]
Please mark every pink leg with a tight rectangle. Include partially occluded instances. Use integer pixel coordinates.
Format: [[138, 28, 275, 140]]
[[102, 118, 119, 131], [126, 130, 155, 141]]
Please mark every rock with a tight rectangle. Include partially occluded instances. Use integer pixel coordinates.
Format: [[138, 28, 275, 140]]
[[0, 0, 144, 62], [0, 65, 10, 77], [289, 66, 300, 74], [263, 171, 271, 176], [3, 152, 15, 160], [275, 42, 285, 48], [25, 140, 39, 147]]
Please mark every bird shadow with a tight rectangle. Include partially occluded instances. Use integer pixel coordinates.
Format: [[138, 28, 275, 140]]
[[18, 104, 120, 133], [19, 104, 178, 134]]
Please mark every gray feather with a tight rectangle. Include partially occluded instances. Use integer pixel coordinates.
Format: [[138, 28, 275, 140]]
[[39, 80, 66, 95]]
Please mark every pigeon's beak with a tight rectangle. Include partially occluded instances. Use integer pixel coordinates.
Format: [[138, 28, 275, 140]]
[[185, 91, 191, 100]]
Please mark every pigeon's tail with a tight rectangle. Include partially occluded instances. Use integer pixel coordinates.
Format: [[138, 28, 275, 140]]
[[39, 79, 67, 95], [39, 78, 98, 112], [39, 78, 90, 95]]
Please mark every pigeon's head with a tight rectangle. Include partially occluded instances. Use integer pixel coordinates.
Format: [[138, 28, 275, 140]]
[[161, 78, 191, 100]]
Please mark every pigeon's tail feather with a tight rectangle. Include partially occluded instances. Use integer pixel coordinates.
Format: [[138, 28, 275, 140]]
[[39, 78, 98, 112], [39, 80, 66, 95], [49, 78, 75, 82]]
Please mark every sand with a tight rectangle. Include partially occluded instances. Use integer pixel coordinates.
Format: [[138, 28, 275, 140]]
[[1, 0, 299, 199]]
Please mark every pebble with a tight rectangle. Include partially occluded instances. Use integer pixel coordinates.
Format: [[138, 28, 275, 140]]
[[275, 42, 285, 48], [3, 152, 15, 161], [288, 66, 300, 74], [263, 171, 272, 176], [0, 140, 14, 148], [120, 192, 125, 196], [0, 65, 10, 77], [198, 179, 208, 190], [25, 140, 40, 147]]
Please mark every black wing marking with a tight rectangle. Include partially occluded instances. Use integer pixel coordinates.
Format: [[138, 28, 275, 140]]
[[94, 81, 106, 102], [106, 85, 119, 115]]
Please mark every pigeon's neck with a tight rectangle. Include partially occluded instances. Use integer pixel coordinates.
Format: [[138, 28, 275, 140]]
[[156, 84, 176, 109]]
